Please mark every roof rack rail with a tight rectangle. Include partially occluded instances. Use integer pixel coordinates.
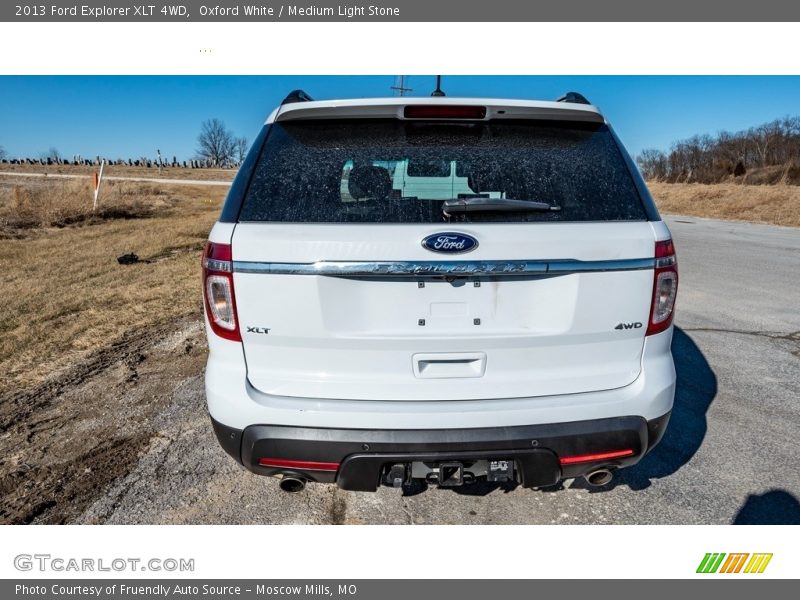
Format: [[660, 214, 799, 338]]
[[556, 91, 591, 105], [282, 90, 314, 105]]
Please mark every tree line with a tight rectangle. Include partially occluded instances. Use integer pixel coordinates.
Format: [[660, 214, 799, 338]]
[[636, 116, 800, 184]]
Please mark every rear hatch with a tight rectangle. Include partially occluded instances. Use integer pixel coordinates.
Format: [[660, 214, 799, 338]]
[[231, 105, 656, 401]]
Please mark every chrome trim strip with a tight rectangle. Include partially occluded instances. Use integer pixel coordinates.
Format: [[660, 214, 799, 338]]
[[232, 258, 655, 277], [546, 258, 655, 273]]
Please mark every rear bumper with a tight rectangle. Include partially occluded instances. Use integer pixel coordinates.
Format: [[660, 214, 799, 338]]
[[212, 412, 670, 491]]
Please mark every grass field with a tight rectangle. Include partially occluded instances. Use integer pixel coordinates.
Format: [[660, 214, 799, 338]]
[[0, 178, 175, 234], [0, 163, 237, 182], [0, 178, 225, 388], [648, 182, 800, 228]]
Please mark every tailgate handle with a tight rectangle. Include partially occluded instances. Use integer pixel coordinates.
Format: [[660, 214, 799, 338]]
[[412, 352, 487, 379]]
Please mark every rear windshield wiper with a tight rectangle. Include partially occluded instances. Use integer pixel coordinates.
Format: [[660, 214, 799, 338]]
[[442, 197, 561, 215]]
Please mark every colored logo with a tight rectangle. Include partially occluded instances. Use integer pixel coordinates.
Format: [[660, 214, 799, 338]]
[[696, 553, 773, 574], [421, 233, 478, 254]]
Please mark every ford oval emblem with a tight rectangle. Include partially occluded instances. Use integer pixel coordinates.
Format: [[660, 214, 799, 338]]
[[421, 232, 478, 254]]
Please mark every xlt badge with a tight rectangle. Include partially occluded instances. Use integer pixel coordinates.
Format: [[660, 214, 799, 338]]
[[246, 326, 271, 334]]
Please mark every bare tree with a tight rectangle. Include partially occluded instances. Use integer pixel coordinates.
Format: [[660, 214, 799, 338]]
[[196, 118, 235, 167], [636, 148, 668, 180], [234, 136, 248, 164], [0, 145, 6, 160]]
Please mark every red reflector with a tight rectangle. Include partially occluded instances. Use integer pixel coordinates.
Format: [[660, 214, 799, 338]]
[[559, 449, 635, 465], [258, 458, 340, 472], [205, 241, 232, 262], [654, 239, 675, 258], [404, 105, 487, 119]]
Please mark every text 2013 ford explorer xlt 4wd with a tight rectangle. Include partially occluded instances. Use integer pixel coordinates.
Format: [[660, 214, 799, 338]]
[[202, 91, 678, 493]]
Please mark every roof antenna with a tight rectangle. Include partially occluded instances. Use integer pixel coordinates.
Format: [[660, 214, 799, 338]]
[[431, 75, 446, 97]]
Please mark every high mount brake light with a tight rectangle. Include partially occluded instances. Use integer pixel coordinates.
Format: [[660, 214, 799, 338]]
[[403, 105, 487, 120], [647, 239, 678, 336], [202, 242, 241, 341]]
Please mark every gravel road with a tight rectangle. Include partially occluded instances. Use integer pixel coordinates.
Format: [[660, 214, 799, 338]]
[[5, 216, 799, 525]]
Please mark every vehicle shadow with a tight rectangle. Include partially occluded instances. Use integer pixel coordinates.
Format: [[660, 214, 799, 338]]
[[733, 490, 800, 525], [402, 479, 519, 497], [564, 326, 718, 493]]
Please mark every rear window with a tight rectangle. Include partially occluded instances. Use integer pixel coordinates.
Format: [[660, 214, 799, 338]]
[[239, 119, 647, 223]]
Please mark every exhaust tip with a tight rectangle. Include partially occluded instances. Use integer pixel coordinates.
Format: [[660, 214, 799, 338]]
[[585, 468, 614, 487], [279, 475, 307, 493]]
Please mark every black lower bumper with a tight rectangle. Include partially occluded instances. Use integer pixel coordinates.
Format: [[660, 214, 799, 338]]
[[211, 412, 671, 492]]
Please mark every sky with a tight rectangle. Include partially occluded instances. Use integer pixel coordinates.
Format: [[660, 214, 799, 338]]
[[1, 75, 799, 162]]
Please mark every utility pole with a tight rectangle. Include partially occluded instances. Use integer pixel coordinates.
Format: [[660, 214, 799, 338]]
[[391, 76, 413, 97]]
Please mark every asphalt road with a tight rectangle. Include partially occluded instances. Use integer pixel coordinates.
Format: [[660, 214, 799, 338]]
[[78, 216, 800, 524]]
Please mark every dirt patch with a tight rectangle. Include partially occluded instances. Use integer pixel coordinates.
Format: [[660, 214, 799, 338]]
[[0, 317, 189, 434], [0, 434, 152, 524], [329, 488, 349, 525], [0, 316, 207, 524]]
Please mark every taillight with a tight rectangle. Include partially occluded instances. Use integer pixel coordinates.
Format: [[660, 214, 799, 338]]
[[202, 242, 241, 341], [646, 239, 678, 336]]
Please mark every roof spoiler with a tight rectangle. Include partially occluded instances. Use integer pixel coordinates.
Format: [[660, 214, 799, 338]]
[[282, 89, 314, 105], [270, 99, 604, 124], [556, 91, 591, 105]]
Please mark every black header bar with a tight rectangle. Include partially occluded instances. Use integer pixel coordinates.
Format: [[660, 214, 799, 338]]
[[5, 1, 800, 22]]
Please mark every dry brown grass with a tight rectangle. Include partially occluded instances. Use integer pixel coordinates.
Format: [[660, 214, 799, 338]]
[[0, 180, 224, 387], [0, 162, 237, 181], [648, 182, 800, 228], [0, 178, 179, 234]]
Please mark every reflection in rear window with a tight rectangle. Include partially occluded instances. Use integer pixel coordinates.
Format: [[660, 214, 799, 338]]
[[407, 159, 451, 177], [239, 119, 647, 223]]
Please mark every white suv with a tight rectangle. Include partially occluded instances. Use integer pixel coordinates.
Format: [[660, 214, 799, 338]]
[[202, 91, 678, 493]]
